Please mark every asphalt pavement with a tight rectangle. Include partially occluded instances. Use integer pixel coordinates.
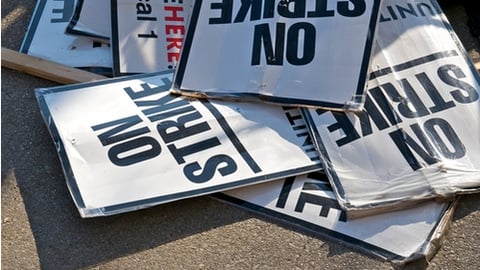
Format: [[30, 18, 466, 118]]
[[2, 1, 479, 269]]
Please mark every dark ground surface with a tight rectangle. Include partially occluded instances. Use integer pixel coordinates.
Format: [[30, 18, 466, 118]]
[[2, 1, 480, 269]]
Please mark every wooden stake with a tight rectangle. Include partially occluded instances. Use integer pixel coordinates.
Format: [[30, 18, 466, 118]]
[[1, 47, 108, 84]]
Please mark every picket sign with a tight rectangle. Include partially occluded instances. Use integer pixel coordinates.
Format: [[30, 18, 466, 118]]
[[35, 70, 322, 217], [65, 0, 110, 43], [171, 0, 382, 110], [303, 0, 480, 217], [21, 0, 112, 75], [217, 172, 455, 264], [111, 0, 193, 76]]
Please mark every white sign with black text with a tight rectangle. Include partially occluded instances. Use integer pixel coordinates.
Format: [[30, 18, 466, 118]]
[[303, 0, 480, 215], [217, 172, 454, 263], [36, 70, 322, 217], [172, 0, 381, 109], [111, 0, 193, 76]]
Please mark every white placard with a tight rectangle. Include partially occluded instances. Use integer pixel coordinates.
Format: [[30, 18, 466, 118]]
[[111, 0, 194, 76], [172, 0, 381, 109], [21, 0, 112, 74], [35, 70, 322, 217], [217, 172, 454, 263], [65, 0, 111, 43], [303, 0, 480, 215]]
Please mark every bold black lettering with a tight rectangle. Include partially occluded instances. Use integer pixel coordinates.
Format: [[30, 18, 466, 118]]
[[234, 0, 262, 22], [382, 81, 429, 118], [251, 23, 285, 65], [295, 190, 347, 222], [417, 3, 436, 17], [320, 110, 360, 147], [277, 0, 306, 18], [138, 30, 158, 39], [157, 111, 211, 144], [275, 176, 295, 208], [137, 3, 153, 15], [209, 0, 233, 24], [415, 72, 455, 113], [356, 94, 391, 137], [134, 93, 193, 121], [423, 118, 465, 159], [184, 154, 237, 183], [438, 64, 479, 104], [108, 136, 161, 166], [385, 5, 398, 20], [283, 107, 303, 126], [263, 0, 275, 18], [389, 125, 440, 171], [396, 3, 417, 18], [91, 115, 149, 146], [148, 105, 196, 123], [286, 22, 315, 65], [307, 0, 334, 17], [368, 86, 402, 125], [124, 79, 170, 100], [168, 137, 221, 164], [51, 0, 74, 23], [337, 0, 366, 17]]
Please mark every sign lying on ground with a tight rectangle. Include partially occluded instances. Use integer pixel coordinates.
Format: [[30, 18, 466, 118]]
[[111, 0, 193, 76], [35, 70, 322, 217], [21, 0, 112, 75], [172, 0, 381, 109], [216, 172, 455, 264], [303, 0, 480, 217], [65, 0, 110, 43]]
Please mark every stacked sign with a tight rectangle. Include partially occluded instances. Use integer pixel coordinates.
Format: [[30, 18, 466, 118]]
[[22, 0, 480, 265], [302, 0, 480, 217]]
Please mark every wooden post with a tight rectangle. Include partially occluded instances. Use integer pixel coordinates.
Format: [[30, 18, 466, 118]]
[[1, 47, 108, 84]]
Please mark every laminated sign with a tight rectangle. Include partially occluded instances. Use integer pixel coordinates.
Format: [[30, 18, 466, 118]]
[[111, 0, 193, 76], [172, 0, 381, 109], [65, 0, 111, 43], [303, 0, 480, 216], [21, 0, 112, 74], [216, 172, 455, 264], [35, 70, 322, 217]]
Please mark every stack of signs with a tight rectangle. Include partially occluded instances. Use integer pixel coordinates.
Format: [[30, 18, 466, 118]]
[[302, 0, 480, 217], [22, 0, 479, 265]]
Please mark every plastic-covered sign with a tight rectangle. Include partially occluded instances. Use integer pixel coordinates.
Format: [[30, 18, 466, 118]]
[[35, 70, 322, 217], [171, 0, 381, 109], [216, 172, 455, 264], [21, 0, 112, 75], [65, 0, 110, 43], [111, 0, 193, 76], [303, 0, 480, 217]]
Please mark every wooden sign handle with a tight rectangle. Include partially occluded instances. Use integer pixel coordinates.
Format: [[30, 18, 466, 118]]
[[1, 47, 108, 84]]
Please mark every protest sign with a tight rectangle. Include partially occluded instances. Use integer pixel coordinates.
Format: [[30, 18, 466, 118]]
[[21, 0, 112, 75], [171, 0, 381, 109], [111, 0, 193, 76], [65, 0, 110, 43], [216, 172, 455, 264], [303, 0, 480, 216], [35, 70, 322, 217]]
